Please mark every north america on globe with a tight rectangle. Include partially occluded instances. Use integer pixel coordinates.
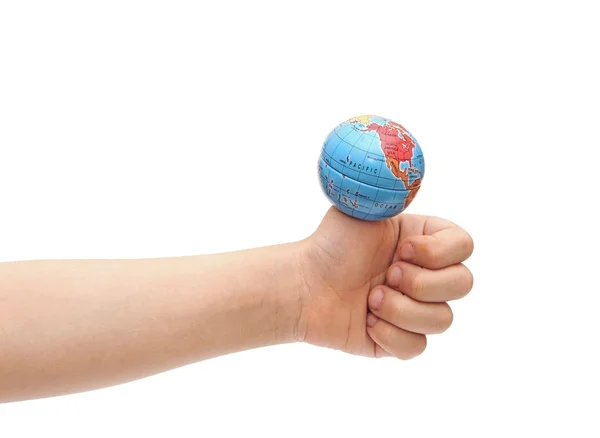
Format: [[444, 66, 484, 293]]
[[318, 115, 425, 221]]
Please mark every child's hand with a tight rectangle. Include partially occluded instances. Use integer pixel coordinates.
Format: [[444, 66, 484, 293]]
[[296, 207, 474, 359]]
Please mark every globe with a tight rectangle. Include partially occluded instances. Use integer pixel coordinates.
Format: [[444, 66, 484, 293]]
[[318, 115, 425, 221]]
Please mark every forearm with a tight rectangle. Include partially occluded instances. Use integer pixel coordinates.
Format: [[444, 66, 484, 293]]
[[0, 243, 306, 402]]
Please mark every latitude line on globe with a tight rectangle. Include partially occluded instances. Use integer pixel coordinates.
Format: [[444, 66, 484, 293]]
[[320, 149, 399, 184], [331, 129, 375, 155], [318, 170, 409, 207]]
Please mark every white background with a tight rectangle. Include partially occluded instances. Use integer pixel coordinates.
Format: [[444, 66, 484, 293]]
[[1, 1, 599, 436]]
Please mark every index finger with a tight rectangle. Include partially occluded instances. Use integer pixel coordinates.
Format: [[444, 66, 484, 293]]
[[398, 226, 474, 270]]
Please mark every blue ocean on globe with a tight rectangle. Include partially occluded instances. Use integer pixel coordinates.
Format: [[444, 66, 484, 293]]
[[318, 115, 425, 221]]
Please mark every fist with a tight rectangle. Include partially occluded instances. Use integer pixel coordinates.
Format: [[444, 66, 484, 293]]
[[297, 207, 474, 359], [365, 222, 474, 358]]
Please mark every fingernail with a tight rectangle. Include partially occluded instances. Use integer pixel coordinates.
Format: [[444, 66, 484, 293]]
[[400, 243, 414, 260], [388, 266, 402, 287], [366, 313, 378, 327], [369, 288, 384, 310]]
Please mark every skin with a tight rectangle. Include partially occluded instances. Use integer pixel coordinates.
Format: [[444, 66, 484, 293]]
[[0, 207, 473, 403]]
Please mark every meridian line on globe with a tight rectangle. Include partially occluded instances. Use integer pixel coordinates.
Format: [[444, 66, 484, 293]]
[[367, 131, 387, 190], [364, 185, 381, 218], [343, 129, 371, 211]]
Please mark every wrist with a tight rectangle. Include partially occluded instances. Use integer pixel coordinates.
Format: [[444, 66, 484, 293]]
[[213, 242, 310, 346], [183, 242, 310, 355], [269, 241, 310, 344]]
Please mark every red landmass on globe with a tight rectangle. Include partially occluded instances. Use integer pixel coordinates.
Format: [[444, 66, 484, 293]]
[[362, 121, 416, 185]]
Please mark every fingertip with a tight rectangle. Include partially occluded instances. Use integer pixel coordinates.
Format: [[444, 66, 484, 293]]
[[386, 266, 403, 287], [411, 334, 428, 359], [399, 243, 415, 261], [368, 288, 384, 311], [463, 231, 475, 259], [366, 312, 379, 328], [366, 317, 428, 360]]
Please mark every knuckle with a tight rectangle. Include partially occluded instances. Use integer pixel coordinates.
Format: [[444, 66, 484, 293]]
[[410, 270, 427, 300], [425, 243, 441, 266], [373, 319, 393, 340]]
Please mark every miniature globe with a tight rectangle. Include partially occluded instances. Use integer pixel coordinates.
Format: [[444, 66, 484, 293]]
[[318, 115, 425, 221]]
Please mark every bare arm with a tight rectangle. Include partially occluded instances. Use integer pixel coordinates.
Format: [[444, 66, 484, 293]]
[[0, 209, 474, 404], [0, 243, 305, 403]]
